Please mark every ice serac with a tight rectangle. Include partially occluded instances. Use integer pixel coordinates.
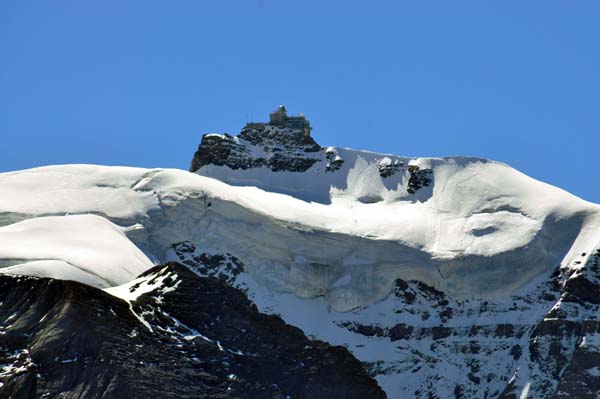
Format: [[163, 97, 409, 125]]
[[1, 107, 600, 398]]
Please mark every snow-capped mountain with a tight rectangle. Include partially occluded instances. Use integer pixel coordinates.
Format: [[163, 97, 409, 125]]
[[1, 107, 599, 398]]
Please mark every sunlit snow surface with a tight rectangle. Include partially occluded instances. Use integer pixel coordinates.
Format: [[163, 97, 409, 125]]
[[0, 153, 599, 397], [0, 214, 153, 287], [0, 157, 597, 304]]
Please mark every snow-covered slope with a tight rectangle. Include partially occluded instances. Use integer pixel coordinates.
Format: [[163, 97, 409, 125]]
[[1, 158, 597, 307], [0, 214, 152, 287], [0, 118, 599, 398]]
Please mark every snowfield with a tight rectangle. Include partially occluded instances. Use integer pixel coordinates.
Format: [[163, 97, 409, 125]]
[[0, 214, 153, 287], [0, 156, 597, 308], [1, 149, 599, 398]]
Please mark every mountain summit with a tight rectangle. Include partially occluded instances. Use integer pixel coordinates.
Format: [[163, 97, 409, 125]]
[[190, 105, 321, 176], [190, 105, 433, 203], [0, 108, 599, 398]]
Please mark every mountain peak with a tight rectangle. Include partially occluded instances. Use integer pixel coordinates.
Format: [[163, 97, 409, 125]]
[[190, 105, 321, 175]]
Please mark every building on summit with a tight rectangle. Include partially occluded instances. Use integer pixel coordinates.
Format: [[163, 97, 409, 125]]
[[268, 105, 312, 136]]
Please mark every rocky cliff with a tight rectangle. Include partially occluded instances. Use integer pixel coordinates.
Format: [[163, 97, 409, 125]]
[[190, 124, 322, 174], [0, 263, 384, 399]]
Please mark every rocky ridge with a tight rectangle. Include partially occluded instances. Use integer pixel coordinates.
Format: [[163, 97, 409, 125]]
[[189, 123, 322, 174], [190, 107, 434, 203], [0, 263, 385, 399]]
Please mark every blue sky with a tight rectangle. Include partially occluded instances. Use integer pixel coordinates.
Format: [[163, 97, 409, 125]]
[[1, 1, 598, 202]]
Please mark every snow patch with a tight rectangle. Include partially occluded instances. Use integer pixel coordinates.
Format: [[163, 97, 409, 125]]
[[0, 214, 154, 288]]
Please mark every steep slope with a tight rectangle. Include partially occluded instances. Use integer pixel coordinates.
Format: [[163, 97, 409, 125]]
[[0, 161, 596, 306], [0, 214, 153, 287], [170, 240, 600, 398], [0, 263, 384, 398]]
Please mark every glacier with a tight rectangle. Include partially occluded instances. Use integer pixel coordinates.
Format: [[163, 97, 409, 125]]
[[0, 142, 599, 398], [0, 157, 597, 308]]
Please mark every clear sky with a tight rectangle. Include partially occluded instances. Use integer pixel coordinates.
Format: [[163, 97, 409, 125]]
[[1, 1, 598, 202]]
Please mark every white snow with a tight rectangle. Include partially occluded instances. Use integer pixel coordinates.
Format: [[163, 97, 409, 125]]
[[0, 165, 158, 225], [0, 148, 599, 399], [0, 214, 154, 287], [0, 152, 598, 306]]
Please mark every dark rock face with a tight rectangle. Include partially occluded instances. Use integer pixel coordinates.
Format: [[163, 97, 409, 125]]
[[0, 264, 386, 399], [407, 165, 433, 194], [564, 248, 600, 304], [377, 159, 403, 178], [324, 147, 344, 173], [239, 124, 320, 152], [554, 321, 600, 398], [173, 241, 243, 284], [190, 123, 322, 173], [189, 133, 251, 172], [519, 249, 600, 398]]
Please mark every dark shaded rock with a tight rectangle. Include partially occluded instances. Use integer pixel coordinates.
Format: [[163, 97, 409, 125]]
[[498, 380, 519, 399], [0, 264, 386, 399], [467, 373, 480, 385], [239, 124, 320, 153], [510, 345, 522, 360], [413, 281, 445, 302], [407, 165, 433, 194], [530, 320, 581, 380], [388, 323, 414, 341], [377, 158, 403, 178], [553, 329, 600, 398], [393, 279, 417, 304], [338, 322, 387, 338], [565, 274, 600, 304], [431, 326, 452, 340], [189, 133, 253, 172], [190, 121, 322, 174], [439, 308, 453, 322], [468, 342, 480, 354], [454, 384, 464, 399], [495, 324, 515, 338], [173, 241, 244, 284], [325, 147, 344, 173]]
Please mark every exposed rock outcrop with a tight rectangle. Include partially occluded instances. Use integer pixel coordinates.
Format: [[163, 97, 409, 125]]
[[377, 157, 403, 178], [190, 106, 438, 202], [190, 110, 322, 174], [325, 146, 344, 173], [0, 264, 386, 399], [407, 164, 433, 194]]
